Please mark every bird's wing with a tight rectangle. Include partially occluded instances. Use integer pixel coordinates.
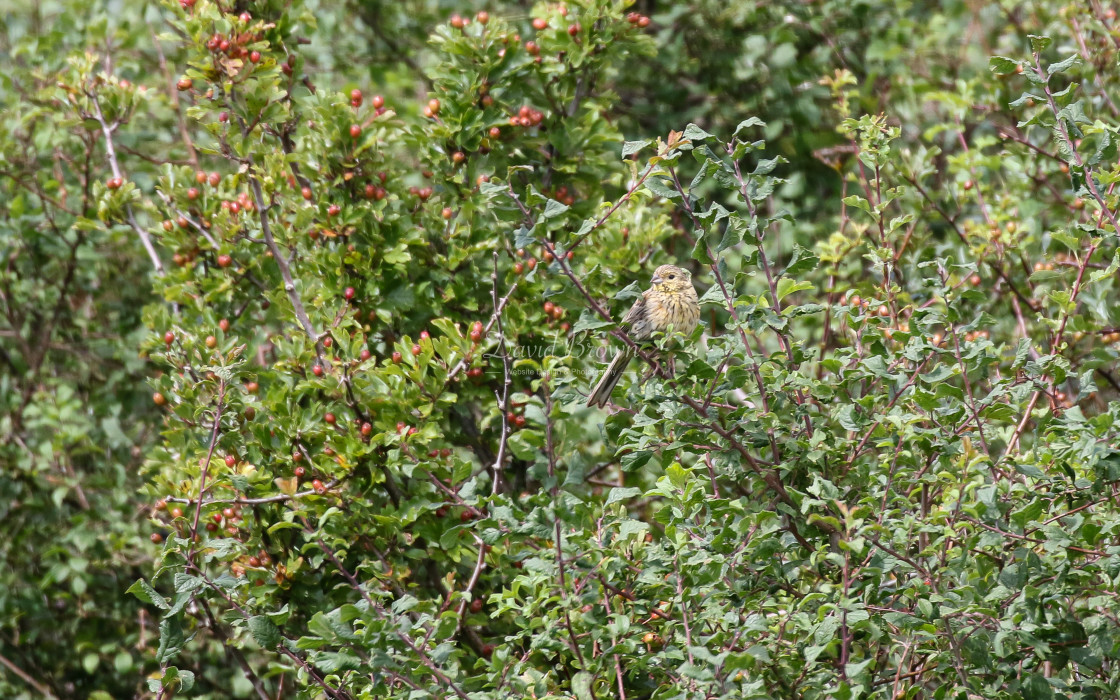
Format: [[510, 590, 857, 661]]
[[619, 290, 649, 327]]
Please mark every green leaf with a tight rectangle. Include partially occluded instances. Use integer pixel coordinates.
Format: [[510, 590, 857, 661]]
[[1047, 54, 1079, 76], [127, 579, 169, 610], [785, 245, 819, 276], [776, 278, 813, 302], [622, 140, 652, 157], [733, 117, 766, 138], [572, 672, 594, 700], [540, 198, 570, 220], [682, 123, 714, 142], [989, 56, 1020, 75], [1029, 35, 1052, 54], [156, 617, 190, 664], [645, 177, 681, 201], [248, 615, 282, 649], [605, 487, 641, 507]]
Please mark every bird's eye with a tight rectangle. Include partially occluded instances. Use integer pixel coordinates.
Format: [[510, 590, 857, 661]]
[[668, 275, 675, 280]]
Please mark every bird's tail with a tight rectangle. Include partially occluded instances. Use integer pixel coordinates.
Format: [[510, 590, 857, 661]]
[[587, 349, 631, 408]]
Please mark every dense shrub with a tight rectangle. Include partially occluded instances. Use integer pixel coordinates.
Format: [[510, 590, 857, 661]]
[[6, 0, 1120, 698]]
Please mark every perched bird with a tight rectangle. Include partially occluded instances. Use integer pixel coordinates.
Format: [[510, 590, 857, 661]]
[[586, 264, 700, 408]]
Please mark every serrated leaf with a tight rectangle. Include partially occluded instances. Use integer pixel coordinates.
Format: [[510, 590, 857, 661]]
[[605, 487, 641, 507], [127, 579, 169, 610], [622, 140, 652, 157], [989, 56, 1020, 75], [248, 615, 282, 649], [1048, 54, 1079, 76], [572, 672, 594, 700], [683, 123, 714, 142], [776, 277, 813, 302]]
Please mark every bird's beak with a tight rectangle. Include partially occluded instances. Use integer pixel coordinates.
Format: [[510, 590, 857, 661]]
[[651, 275, 664, 285]]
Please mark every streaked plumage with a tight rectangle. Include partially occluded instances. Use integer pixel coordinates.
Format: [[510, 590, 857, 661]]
[[586, 264, 700, 408]]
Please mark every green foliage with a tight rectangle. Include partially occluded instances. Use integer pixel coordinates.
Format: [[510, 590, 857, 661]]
[[7, 0, 1120, 698]]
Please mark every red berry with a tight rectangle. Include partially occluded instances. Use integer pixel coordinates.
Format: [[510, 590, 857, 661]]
[[313, 364, 323, 377], [205, 335, 217, 348], [532, 17, 548, 30], [217, 254, 232, 268], [543, 301, 555, 314], [218, 111, 229, 122], [460, 510, 473, 522], [301, 186, 312, 200], [170, 507, 184, 519], [525, 41, 540, 55], [325, 412, 336, 424], [392, 351, 403, 364], [245, 381, 259, 394], [219, 318, 230, 332], [489, 126, 501, 138], [451, 14, 465, 29], [344, 286, 356, 300], [164, 331, 175, 345], [411, 344, 422, 356], [638, 16, 650, 27], [514, 414, 526, 428], [470, 599, 483, 613], [312, 479, 326, 494], [361, 422, 372, 436], [420, 330, 430, 341], [249, 51, 261, 63], [477, 11, 489, 24], [151, 533, 163, 543], [177, 77, 192, 91], [153, 392, 167, 406], [225, 454, 237, 467], [372, 95, 384, 109], [360, 349, 372, 361], [428, 98, 441, 115], [442, 207, 453, 219], [350, 124, 361, 138], [452, 151, 465, 164], [293, 451, 303, 462], [294, 465, 306, 477], [328, 204, 341, 217], [513, 262, 525, 275], [397, 422, 407, 433], [239, 11, 251, 22], [568, 23, 581, 36], [248, 556, 261, 567]]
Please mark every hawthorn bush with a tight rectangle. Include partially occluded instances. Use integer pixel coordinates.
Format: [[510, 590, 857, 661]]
[[7, 0, 1120, 698]]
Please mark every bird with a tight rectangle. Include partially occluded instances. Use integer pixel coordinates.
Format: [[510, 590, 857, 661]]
[[586, 264, 700, 408]]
